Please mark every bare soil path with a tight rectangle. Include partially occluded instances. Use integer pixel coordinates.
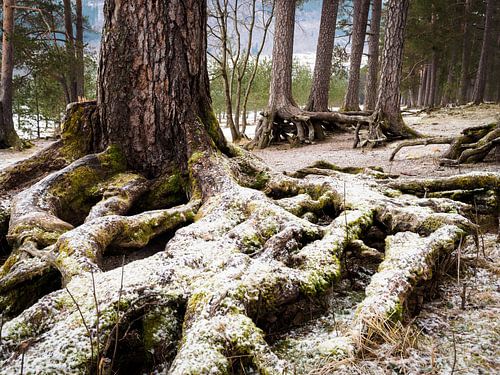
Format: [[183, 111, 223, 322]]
[[254, 104, 500, 177]]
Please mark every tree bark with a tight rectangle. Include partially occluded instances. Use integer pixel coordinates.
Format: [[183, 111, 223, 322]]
[[306, 0, 340, 112], [428, 51, 438, 107], [369, 0, 419, 140], [0, 0, 22, 149], [423, 63, 432, 107], [63, 0, 78, 103], [441, 49, 457, 106], [417, 65, 428, 107], [75, 0, 85, 99], [458, 0, 472, 104], [342, 0, 370, 111], [364, 0, 382, 111], [472, 0, 495, 104], [97, 0, 227, 177]]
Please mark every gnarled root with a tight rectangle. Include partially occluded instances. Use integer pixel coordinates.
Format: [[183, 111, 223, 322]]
[[390, 122, 500, 164], [0, 151, 487, 374], [0, 101, 99, 195], [249, 104, 371, 149]]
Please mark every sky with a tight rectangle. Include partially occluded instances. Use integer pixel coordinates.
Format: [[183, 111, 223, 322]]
[[83, 0, 330, 58]]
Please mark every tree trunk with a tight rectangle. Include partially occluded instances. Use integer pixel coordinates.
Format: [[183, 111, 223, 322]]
[[97, 0, 227, 177], [458, 0, 472, 104], [369, 0, 419, 140], [428, 51, 438, 107], [63, 0, 78, 103], [0, 0, 21, 149], [472, 0, 495, 104], [423, 63, 432, 107], [342, 0, 370, 111], [364, 0, 382, 111], [75, 0, 85, 99], [417, 65, 428, 107], [441, 50, 457, 106], [306, 0, 340, 112]]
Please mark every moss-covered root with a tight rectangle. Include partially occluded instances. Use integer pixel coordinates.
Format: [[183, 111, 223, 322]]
[[0, 101, 99, 194], [170, 312, 289, 374], [387, 172, 499, 196], [351, 225, 465, 348], [55, 200, 200, 283], [7, 148, 127, 253], [298, 209, 374, 296], [0, 148, 128, 314], [85, 173, 149, 222], [0, 272, 184, 375]]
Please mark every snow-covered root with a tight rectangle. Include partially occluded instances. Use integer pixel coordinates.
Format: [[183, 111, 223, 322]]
[[0, 152, 484, 374], [350, 225, 465, 350], [54, 201, 200, 283], [0, 148, 129, 316], [386, 171, 499, 216], [0, 101, 99, 194]]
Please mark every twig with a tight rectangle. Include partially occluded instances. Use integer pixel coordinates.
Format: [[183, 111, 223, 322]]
[[20, 352, 25, 375], [451, 330, 457, 375], [0, 314, 3, 345], [460, 284, 467, 310], [91, 270, 101, 366], [110, 256, 126, 372], [66, 287, 94, 365], [457, 235, 463, 284]]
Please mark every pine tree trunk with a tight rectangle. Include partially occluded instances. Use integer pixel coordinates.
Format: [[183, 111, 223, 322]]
[[343, 0, 370, 111], [370, 0, 418, 140], [97, 0, 227, 177], [428, 51, 438, 107], [63, 0, 78, 103], [268, 0, 296, 112], [458, 0, 472, 104], [0, 0, 21, 149], [75, 0, 85, 99], [442, 50, 457, 106], [417, 65, 428, 107], [424, 62, 432, 107], [472, 0, 495, 104], [364, 0, 382, 111], [306, 0, 339, 112]]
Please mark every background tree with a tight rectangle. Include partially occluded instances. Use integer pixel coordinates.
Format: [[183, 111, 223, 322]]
[[364, 0, 382, 111], [306, 0, 340, 113], [0, 0, 22, 148], [208, 0, 274, 141], [472, 0, 495, 104], [252, 0, 370, 148], [369, 0, 419, 141], [342, 0, 370, 111]]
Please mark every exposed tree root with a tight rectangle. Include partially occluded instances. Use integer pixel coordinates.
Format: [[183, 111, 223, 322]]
[[250, 104, 371, 149], [390, 122, 500, 164], [0, 101, 99, 195], [0, 149, 494, 374]]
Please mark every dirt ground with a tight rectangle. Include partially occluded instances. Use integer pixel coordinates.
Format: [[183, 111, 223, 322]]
[[0, 105, 498, 374], [254, 104, 499, 177]]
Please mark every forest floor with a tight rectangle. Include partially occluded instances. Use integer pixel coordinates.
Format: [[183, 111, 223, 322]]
[[0, 104, 498, 374]]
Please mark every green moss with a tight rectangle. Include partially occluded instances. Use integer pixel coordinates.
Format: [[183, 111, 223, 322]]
[[0, 254, 19, 276], [387, 300, 404, 322], [143, 306, 179, 352], [137, 173, 187, 211], [419, 216, 446, 234], [300, 259, 341, 297], [60, 105, 89, 160], [97, 145, 127, 171]]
